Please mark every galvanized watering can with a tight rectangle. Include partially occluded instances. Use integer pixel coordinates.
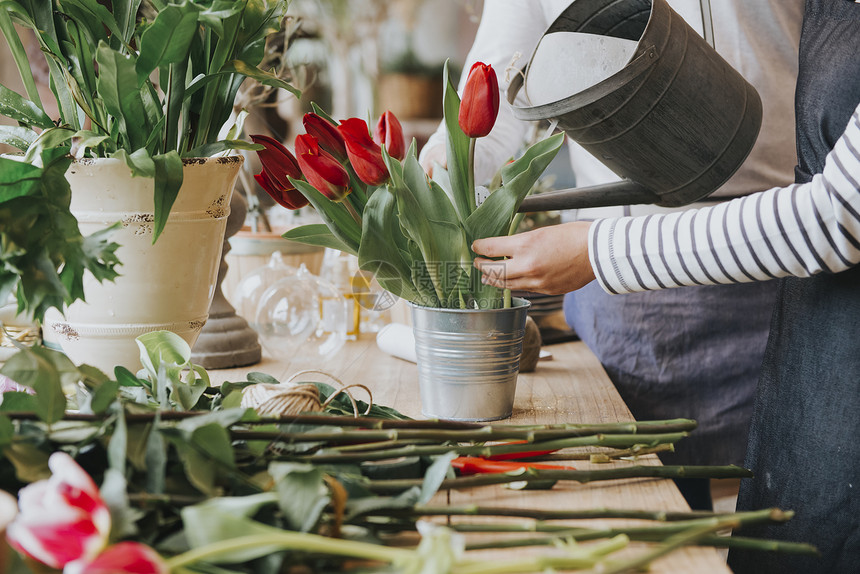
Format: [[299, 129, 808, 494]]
[[513, 0, 761, 212]]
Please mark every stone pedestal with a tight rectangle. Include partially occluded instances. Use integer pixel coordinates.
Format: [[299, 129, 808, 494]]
[[191, 193, 262, 368]]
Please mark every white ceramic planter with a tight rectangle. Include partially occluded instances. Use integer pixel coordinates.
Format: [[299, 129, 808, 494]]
[[44, 157, 242, 373]]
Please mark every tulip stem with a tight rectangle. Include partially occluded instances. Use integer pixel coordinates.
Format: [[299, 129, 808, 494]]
[[468, 138, 477, 213], [343, 198, 362, 226]]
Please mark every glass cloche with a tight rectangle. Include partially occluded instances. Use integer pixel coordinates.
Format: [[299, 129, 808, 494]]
[[254, 264, 348, 363]]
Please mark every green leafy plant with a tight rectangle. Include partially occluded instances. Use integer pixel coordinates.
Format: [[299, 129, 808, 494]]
[[0, 0, 299, 243], [0, 0, 300, 324], [0, 150, 120, 322]]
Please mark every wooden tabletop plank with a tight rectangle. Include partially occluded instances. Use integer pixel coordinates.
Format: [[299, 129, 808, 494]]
[[208, 334, 732, 573]]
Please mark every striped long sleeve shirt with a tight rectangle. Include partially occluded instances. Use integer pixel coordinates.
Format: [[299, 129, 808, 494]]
[[589, 101, 860, 295]]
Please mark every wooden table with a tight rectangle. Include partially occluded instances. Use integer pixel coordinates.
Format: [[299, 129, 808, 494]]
[[208, 334, 733, 573]]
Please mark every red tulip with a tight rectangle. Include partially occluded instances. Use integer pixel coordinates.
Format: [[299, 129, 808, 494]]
[[64, 542, 168, 574], [6, 452, 111, 569], [337, 118, 389, 186], [254, 169, 309, 210], [303, 113, 347, 162], [250, 134, 302, 189], [374, 110, 405, 160], [458, 61, 499, 138], [295, 133, 351, 202]]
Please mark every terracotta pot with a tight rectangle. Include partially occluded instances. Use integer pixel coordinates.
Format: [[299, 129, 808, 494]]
[[44, 157, 242, 373]]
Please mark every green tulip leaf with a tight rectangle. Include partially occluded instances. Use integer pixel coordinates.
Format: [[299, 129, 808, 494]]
[[358, 187, 420, 303], [465, 133, 565, 241], [289, 178, 360, 256], [441, 60, 471, 221], [282, 223, 353, 253]]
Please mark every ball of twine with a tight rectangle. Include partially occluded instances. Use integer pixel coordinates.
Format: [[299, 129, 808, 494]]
[[240, 370, 373, 417]]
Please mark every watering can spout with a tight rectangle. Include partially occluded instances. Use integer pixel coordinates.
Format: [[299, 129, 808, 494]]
[[518, 180, 660, 212]]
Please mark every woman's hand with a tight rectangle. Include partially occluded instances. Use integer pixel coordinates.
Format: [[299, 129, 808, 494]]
[[472, 221, 597, 294]]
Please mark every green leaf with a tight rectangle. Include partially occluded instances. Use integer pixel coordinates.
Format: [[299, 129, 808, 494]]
[[152, 151, 184, 242], [289, 178, 360, 256], [269, 462, 330, 532], [96, 41, 149, 150], [136, 330, 191, 380], [282, 224, 353, 253], [145, 424, 166, 493], [0, 391, 35, 412], [107, 406, 127, 472], [181, 494, 284, 563], [465, 133, 565, 241], [183, 139, 263, 158], [23, 126, 75, 163], [111, 148, 156, 179], [220, 60, 301, 99], [112, 0, 143, 48], [357, 187, 420, 303], [2, 442, 50, 482], [172, 365, 208, 411], [0, 125, 37, 150], [191, 423, 235, 468], [441, 60, 471, 221], [135, 1, 200, 83], [420, 452, 457, 504], [72, 130, 110, 157], [58, 0, 123, 46], [0, 414, 12, 448], [115, 365, 147, 388], [0, 346, 74, 424], [0, 81, 54, 128], [90, 379, 120, 414]]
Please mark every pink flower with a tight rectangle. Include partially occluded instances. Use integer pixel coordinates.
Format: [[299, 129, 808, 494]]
[[0, 374, 34, 395], [6, 452, 111, 569], [64, 542, 168, 574]]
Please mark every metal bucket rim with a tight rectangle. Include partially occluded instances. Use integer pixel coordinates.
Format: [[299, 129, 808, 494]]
[[408, 297, 531, 314]]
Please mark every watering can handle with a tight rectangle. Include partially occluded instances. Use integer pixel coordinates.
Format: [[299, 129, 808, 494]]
[[507, 45, 659, 122], [517, 180, 661, 212]]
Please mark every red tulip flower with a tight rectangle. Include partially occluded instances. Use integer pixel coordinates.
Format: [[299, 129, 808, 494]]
[[64, 542, 168, 574], [303, 113, 348, 162], [374, 110, 405, 160], [458, 61, 499, 138], [337, 118, 390, 186], [254, 169, 308, 210], [295, 133, 351, 202], [250, 134, 309, 209], [6, 452, 111, 569]]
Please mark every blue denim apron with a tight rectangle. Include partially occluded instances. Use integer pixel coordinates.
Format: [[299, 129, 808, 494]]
[[728, 1, 860, 572], [564, 282, 777, 468]]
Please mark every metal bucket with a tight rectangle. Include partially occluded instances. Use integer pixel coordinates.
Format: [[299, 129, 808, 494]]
[[511, 0, 763, 211], [410, 298, 531, 421]]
